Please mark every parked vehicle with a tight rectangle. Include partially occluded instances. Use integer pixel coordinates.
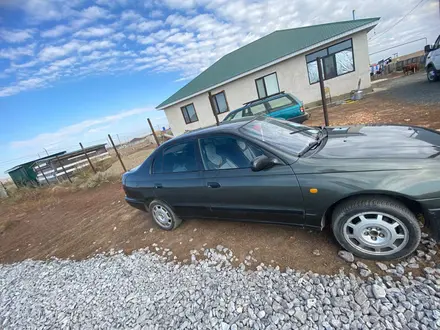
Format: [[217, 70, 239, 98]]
[[222, 92, 309, 124], [425, 34, 440, 82], [123, 117, 440, 260]]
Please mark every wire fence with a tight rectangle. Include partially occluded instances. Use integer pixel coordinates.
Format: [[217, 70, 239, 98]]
[[1, 121, 172, 193]]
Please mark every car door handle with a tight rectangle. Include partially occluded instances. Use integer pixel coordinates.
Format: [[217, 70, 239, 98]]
[[154, 183, 163, 189], [207, 182, 221, 188]]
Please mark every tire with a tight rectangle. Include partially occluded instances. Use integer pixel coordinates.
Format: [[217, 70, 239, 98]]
[[148, 200, 182, 231], [427, 66, 438, 82], [331, 196, 421, 260]]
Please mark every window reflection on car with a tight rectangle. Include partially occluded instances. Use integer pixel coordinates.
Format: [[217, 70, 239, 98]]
[[240, 117, 320, 155]]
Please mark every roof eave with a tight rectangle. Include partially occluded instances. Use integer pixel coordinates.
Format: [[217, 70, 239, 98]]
[[157, 19, 379, 110]]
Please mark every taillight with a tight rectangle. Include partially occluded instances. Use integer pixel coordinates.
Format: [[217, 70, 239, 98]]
[[300, 105, 305, 113]]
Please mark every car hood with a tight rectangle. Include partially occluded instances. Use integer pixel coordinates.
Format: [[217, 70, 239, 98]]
[[312, 125, 440, 159]]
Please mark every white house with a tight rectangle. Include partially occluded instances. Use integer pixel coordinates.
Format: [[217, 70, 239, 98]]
[[157, 18, 379, 136]]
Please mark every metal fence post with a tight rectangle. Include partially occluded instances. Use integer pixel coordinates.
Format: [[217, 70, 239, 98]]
[[147, 118, 160, 147], [317, 57, 330, 126], [108, 134, 127, 172], [37, 163, 50, 185], [55, 155, 72, 183], [79, 142, 96, 173]]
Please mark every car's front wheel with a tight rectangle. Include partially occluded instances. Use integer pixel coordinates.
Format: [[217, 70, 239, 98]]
[[427, 66, 438, 82], [332, 197, 421, 260], [149, 200, 182, 230]]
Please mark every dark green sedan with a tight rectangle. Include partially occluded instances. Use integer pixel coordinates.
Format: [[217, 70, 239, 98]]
[[123, 117, 440, 260]]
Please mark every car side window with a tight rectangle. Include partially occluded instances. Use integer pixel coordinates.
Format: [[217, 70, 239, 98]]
[[199, 136, 264, 170], [161, 141, 198, 173], [249, 103, 266, 116], [151, 152, 164, 174], [435, 36, 440, 50]]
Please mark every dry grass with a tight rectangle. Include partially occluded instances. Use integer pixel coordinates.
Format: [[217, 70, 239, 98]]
[[0, 218, 18, 234], [0, 159, 121, 207]]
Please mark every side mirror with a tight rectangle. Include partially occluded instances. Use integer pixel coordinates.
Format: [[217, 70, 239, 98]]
[[251, 155, 276, 172], [424, 44, 432, 53]]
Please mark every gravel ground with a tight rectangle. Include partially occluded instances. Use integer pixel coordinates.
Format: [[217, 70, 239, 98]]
[[1, 245, 440, 330]]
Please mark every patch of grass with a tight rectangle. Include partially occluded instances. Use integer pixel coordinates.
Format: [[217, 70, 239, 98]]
[[0, 158, 120, 207]]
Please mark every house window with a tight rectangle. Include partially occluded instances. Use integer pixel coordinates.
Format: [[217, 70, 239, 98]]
[[255, 72, 280, 98], [181, 103, 198, 124], [306, 39, 355, 84], [212, 91, 229, 114]]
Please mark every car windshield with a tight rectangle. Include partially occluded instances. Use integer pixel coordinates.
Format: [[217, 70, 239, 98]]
[[239, 117, 319, 155]]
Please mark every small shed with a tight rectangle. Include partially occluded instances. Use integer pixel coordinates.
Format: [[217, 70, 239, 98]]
[[33, 144, 110, 184], [5, 152, 66, 187]]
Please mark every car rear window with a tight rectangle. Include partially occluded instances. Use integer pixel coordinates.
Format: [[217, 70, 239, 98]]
[[223, 110, 242, 122], [266, 95, 297, 112]]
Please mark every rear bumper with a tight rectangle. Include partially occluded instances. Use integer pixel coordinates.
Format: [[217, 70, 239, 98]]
[[288, 112, 310, 123], [419, 197, 440, 241], [125, 196, 146, 211]]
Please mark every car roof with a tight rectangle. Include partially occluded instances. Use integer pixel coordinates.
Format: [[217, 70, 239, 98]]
[[164, 120, 250, 145]]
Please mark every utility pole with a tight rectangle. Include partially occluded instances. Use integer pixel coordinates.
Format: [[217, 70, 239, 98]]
[[117, 134, 122, 146], [108, 134, 127, 172], [147, 118, 160, 147], [43, 148, 49, 156], [79, 142, 96, 173], [317, 57, 330, 126], [208, 91, 220, 126]]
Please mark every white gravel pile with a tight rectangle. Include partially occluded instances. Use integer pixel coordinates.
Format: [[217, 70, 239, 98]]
[[1, 247, 440, 330]]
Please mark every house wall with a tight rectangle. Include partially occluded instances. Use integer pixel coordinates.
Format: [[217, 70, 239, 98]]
[[164, 31, 371, 136]]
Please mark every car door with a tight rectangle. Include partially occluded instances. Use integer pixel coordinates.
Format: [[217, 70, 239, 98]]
[[198, 135, 305, 225], [433, 36, 440, 69], [150, 139, 211, 219]]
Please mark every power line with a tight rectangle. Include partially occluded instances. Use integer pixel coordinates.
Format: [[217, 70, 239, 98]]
[[369, 37, 428, 56], [369, 0, 425, 41]]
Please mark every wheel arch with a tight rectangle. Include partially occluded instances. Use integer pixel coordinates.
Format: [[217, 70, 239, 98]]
[[426, 62, 435, 70], [322, 191, 424, 228]]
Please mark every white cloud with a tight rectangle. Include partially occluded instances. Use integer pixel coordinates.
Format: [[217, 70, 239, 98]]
[[74, 26, 114, 38], [0, 0, 437, 98], [80, 6, 110, 20], [40, 25, 72, 38], [120, 9, 143, 21], [0, 29, 34, 43], [150, 10, 163, 18], [0, 44, 35, 60], [10, 107, 152, 149], [126, 20, 163, 32], [78, 40, 115, 53], [0, 76, 47, 97], [11, 59, 39, 69], [39, 40, 81, 61], [166, 32, 194, 44]]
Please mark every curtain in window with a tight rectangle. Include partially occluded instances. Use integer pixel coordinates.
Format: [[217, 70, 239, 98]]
[[264, 73, 279, 96], [335, 50, 354, 75], [307, 61, 319, 84]]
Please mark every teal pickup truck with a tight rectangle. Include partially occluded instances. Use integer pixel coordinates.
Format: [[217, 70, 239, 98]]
[[222, 92, 309, 123]]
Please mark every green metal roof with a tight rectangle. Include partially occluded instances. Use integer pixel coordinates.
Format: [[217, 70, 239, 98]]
[[157, 17, 379, 109]]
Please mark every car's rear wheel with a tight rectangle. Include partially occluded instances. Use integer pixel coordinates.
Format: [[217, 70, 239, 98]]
[[427, 67, 438, 82], [332, 197, 421, 260], [149, 200, 182, 230]]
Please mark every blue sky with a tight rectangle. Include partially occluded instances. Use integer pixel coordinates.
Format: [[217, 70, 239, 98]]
[[0, 0, 438, 177]]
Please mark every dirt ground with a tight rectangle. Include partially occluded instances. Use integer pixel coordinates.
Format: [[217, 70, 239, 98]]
[[307, 73, 440, 129], [1, 73, 439, 275]]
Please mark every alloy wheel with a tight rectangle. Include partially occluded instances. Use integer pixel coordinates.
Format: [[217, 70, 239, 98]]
[[428, 68, 437, 82], [342, 212, 409, 256], [152, 205, 172, 228]]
